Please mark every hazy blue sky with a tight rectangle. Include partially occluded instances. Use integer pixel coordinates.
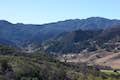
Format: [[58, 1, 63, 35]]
[[0, 0, 120, 24]]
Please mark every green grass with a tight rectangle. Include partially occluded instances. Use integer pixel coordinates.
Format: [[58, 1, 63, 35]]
[[101, 70, 120, 75]]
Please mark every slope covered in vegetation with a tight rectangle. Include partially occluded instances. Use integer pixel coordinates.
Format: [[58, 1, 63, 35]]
[[0, 44, 119, 80]]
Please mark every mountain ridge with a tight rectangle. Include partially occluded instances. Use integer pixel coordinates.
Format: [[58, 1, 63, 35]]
[[0, 17, 120, 53]]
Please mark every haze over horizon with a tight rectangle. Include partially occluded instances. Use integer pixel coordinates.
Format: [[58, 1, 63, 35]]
[[0, 0, 120, 24]]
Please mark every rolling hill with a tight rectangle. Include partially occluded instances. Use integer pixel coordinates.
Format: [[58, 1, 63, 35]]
[[0, 17, 120, 50]]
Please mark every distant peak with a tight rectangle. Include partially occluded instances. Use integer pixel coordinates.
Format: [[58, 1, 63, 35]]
[[86, 17, 109, 20], [0, 20, 12, 25], [16, 23, 24, 25]]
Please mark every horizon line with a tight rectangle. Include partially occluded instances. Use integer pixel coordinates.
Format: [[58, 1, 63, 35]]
[[0, 16, 120, 25]]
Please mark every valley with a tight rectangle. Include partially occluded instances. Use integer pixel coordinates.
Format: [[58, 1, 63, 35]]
[[0, 17, 120, 80], [1, 0, 120, 79]]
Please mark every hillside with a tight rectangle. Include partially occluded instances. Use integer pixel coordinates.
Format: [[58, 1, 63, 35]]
[[42, 25, 120, 54], [0, 46, 119, 80], [0, 17, 120, 50], [42, 29, 101, 53], [0, 17, 120, 79], [59, 50, 120, 69]]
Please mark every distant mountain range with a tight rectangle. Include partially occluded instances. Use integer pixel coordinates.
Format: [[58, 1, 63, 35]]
[[0, 17, 120, 53]]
